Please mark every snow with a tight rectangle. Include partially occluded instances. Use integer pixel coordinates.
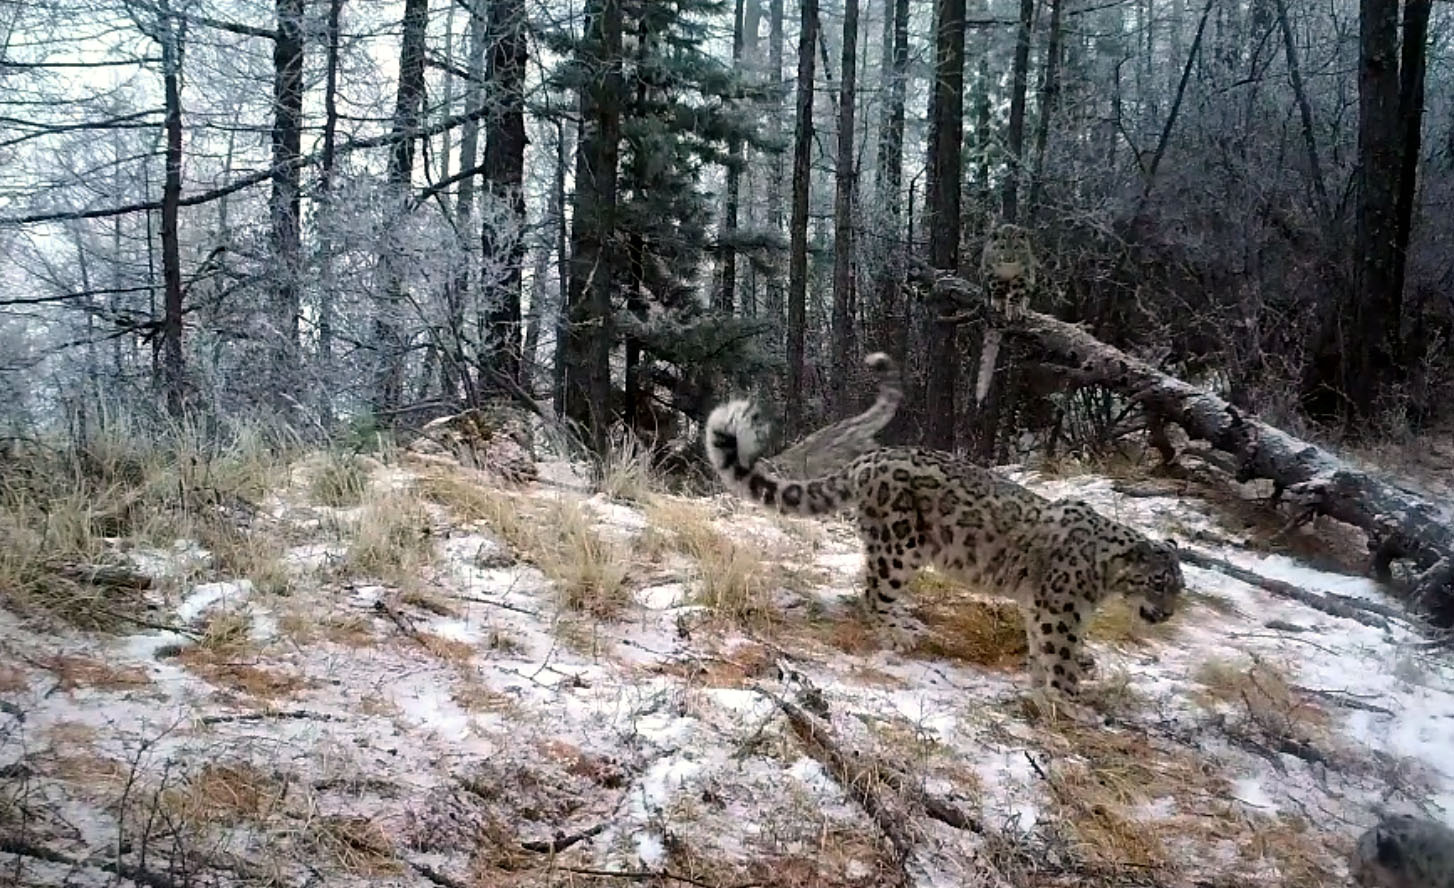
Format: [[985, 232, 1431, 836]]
[[4, 452, 1454, 887]]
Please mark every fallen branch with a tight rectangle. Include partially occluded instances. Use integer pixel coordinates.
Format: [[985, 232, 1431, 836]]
[[1178, 549, 1391, 630], [752, 684, 916, 876], [1291, 686, 1396, 716], [374, 598, 425, 643], [555, 866, 766, 888], [55, 562, 153, 589], [0, 834, 190, 888], [200, 709, 338, 725], [519, 821, 609, 854], [914, 265, 1454, 626], [408, 860, 471, 888]]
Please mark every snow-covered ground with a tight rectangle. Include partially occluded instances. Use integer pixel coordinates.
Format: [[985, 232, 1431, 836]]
[[2, 453, 1451, 887]]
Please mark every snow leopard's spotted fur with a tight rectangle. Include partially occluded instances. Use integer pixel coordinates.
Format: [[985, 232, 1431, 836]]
[[760, 351, 903, 479], [704, 401, 1185, 696]]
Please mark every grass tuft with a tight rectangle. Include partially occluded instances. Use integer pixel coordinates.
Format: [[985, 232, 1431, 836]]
[[596, 426, 659, 503], [644, 497, 776, 627], [343, 490, 436, 585], [309, 451, 370, 507]]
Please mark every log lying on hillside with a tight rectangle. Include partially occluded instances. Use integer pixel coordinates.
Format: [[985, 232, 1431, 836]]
[[912, 266, 1454, 627]]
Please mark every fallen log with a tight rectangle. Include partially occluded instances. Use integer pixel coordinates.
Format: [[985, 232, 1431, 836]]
[[911, 265, 1454, 626]]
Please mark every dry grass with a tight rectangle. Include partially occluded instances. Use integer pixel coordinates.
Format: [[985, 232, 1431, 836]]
[[0, 417, 301, 630], [1044, 758, 1170, 869], [277, 604, 377, 647], [418, 468, 633, 617], [177, 649, 312, 699], [197, 607, 255, 653], [645, 497, 777, 628], [305, 814, 401, 876], [309, 451, 370, 507], [161, 761, 285, 827], [399, 587, 458, 617], [197, 522, 293, 596], [452, 679, 519, 714], [414, 630, 477, 665], [1235, 810, 1346, 886], [1191, 655, 1329, 740], [40, 653, 153, 691], [908, 572, 1029, 668], [343, 489, 436, 586], [596, 426, 659, 502]]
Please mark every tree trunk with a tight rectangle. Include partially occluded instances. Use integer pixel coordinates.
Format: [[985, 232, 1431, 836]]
[[922, 0, 966, 451], [913, 264, 1454, 627], [1273, 0, 1331, 227], [1303, 0, 1402, 430], [159, 7, 185, 418], [448, 0, 488, 405], [270, 0, 304, 417], [1025, 0, 1063, 220], [784, 0, 818, 438], [717, 0, 747, 314], [829, 0, 859, 419], [764, 0, 787, 339], [316, 0, 343, 429], [481, 0, 529, 396], [872, 0, 909, 430], [551, 121, 572, 413], [563, 0, 623, 453], [1390, 0, 1430, 358], [374, 0, 430, 417], [1000, 0, 1034, 223]]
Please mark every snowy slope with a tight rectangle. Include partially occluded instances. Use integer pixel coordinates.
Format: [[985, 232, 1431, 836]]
[[1, 454, 1451, 888]]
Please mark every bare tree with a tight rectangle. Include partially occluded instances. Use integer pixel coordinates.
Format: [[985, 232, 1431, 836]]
[[785, 0, 819, 437], [562, 0, 624, 452], [481, 0, 529, 396], [829, 0, 860, 419], [923, 0, 966, 450], [373, 0, 430, 416], [270, 0, 305, 415]]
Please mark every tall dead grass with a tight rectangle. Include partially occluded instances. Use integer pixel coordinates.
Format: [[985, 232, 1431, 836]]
[[0, 415, 301, 629], [644, 497, 777, 628], [417, 470, 631, 617]]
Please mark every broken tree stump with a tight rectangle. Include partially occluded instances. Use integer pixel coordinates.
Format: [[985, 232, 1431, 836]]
[[912, 266, 1454, 626]]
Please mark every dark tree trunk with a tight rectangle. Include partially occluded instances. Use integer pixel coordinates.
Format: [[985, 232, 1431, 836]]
[[563, 0, 623, 453], [784, 0, 818, 438], [923, 0, 966, 450], [270, 0, 305, 415], [1000, 0, 1034, 223], [1302, 0, 1402, 430], [829, 0, 859, 419], [717, 0, 747, 314], [481, 0, 529, 396], [374, 0, 430, 416], [159, 8, 185, 418], [316, 0, 343, 429], [1390, 0, 1430, 356], [1025, 0, 1063, 220]]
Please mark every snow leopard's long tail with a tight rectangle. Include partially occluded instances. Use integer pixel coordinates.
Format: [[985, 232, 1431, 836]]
[[704, 352, 898, 516]]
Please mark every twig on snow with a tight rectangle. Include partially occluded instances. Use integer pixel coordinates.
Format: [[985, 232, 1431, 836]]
[[519, 820, 609, 854], [1179, 549, 1391, 629]]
